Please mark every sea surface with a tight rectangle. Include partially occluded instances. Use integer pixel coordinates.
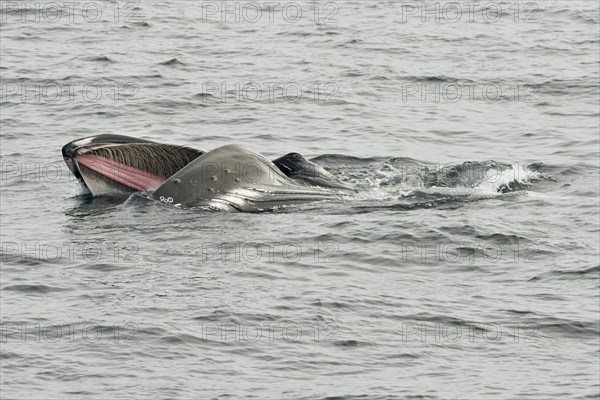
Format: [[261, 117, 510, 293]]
[[1, 1, 599, 399]]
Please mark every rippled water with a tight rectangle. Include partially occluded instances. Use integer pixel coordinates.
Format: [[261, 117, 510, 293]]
[[1, 1, 599, 399]]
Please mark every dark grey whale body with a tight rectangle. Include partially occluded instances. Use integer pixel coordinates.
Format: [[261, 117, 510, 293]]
[[62, 135, 353, 211], [152, 144, 349, 211]]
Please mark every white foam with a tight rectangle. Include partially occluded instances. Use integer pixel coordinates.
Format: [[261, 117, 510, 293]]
[[471, 163, 541, 193], [69, 180, 91, 196], [346, 162, 541, 201]]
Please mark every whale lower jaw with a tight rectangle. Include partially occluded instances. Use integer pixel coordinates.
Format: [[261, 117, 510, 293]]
[[164, 190, 337, 212]]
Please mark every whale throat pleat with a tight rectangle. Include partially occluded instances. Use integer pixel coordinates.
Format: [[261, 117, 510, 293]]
[[77, 154, 167, 191]]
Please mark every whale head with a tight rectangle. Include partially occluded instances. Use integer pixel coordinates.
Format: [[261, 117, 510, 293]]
[[272, 152, 353, 190], [62, 134, 204, 196]]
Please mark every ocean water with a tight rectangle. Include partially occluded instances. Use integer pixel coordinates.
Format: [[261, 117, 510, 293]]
[[1, 1, 599, 399]]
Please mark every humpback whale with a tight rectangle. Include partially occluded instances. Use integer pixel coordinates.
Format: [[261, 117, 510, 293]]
[[62, 135, 353, 211]]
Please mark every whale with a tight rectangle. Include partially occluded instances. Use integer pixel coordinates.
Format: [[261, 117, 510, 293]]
[[151, 144, 351, 211], [62, 135, 353, 210]]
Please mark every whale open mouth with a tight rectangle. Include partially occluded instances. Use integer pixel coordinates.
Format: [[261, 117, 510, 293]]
[[62, 136, 204, 196], [75, 152, 167, 192]]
